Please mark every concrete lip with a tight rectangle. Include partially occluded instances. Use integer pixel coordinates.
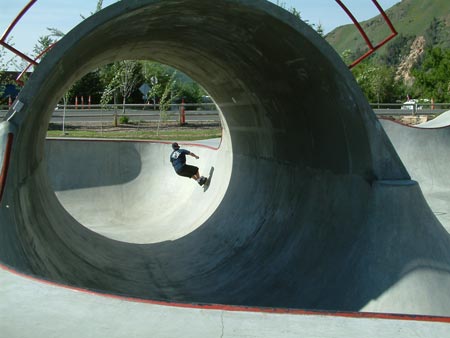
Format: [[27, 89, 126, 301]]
[[416, 110, 450, 129]]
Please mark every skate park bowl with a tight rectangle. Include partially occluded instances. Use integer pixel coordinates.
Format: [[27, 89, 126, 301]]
[[2, 0, 450, 326], [379, 116, 450, 233]]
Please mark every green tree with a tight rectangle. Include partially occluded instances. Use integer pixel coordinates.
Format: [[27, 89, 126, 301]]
[[412, 47, 450, 102], [158, 70, 178, 114], [0, 45, 9, 71], [33, 35, 56, 58], [81, 0, 104, 19], [313, 23, 325, 37], [0, 40, 17, 102], [275, 1, 323, 35], [142, 61, 174, 104], [424, 17, 441, 49], [100, 60, 143, 113], [0, 47, 7, 99], [141, 61, 207, 104], [352, 60, 400, 103], [174, 81, 205, 104], [379, 34, 415, 67], [68, 70, 103, 104]]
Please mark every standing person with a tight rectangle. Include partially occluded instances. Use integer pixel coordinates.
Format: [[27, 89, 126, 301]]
[[170, 142, 207, 186]]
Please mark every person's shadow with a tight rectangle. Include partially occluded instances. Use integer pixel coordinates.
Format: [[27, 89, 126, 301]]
[[203, 166, 215, 192]]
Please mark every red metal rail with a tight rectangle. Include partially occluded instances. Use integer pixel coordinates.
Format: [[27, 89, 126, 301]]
[[3, 0, 397, 83], [335, 0, 398, 69], [15, 43, 56, 85], [0, 133, 14, 204], [0, 0, 38, 66], [1, 0, 57, 84]]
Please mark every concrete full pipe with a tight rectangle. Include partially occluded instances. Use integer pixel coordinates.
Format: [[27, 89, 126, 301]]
[[1, 0, 450, 315]]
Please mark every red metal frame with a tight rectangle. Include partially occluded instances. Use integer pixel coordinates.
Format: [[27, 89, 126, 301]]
[[0, 0, 38, 66], [0, 133, 14, 203], [1, 0, 57, 84], [335, 0, 398, 69], [15, 43, 56, 85], [2, 0, 397, 83]]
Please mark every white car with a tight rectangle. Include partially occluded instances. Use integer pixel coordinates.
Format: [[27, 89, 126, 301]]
[[401, 99, 417, 110]]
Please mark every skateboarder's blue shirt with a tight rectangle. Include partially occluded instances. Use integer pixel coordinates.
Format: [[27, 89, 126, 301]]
[[169, 143, 205, 184], [170, 149, 191, 172]]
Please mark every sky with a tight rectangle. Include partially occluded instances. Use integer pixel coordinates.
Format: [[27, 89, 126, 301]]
[[1, 0, 400, 69]]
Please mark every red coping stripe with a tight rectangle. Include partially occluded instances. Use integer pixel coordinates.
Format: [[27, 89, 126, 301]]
[[0, 133, 14, 203], [0, 262, 449, 324]]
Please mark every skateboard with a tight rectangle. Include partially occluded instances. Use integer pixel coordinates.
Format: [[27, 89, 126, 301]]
[[203, 166, 215, 191]]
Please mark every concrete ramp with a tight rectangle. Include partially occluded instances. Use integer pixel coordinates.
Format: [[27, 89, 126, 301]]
[[46, 139, 230, 243], [1, 0, 450, 333], [416, 110, 450, 128], [380, 118, 450, 232]]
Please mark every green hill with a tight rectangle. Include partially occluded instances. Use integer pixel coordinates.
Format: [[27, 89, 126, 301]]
[[325, 0, 450, 63]]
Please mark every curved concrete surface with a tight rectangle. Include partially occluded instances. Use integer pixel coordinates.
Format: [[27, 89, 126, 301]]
[[416, 110, 450, 128], [2, 266, 450, 338], [46, 139, 230, 244], [1, 0, 450, 327], [380, 118, 450, 232]]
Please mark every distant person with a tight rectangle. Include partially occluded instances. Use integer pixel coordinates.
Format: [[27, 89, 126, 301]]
[[170, 142, 207, 186]]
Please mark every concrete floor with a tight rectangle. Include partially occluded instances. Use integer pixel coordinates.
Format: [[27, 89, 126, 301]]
[[2, 264, 450, 338]]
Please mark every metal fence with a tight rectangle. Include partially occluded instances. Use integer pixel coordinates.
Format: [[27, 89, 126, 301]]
[[2, 102, 449, 122], [370, 102, 450, 116], [0, 103, 222, 141], [0, 103, 220, 124]]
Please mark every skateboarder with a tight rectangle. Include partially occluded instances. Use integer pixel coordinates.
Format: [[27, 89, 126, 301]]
[[170, 142, 207, 186]]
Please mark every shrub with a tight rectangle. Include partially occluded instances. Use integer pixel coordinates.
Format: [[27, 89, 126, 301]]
[[119, 115, 129, 124]]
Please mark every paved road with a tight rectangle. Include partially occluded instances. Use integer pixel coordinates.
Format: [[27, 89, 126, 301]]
[[1, 108, 220, 123], [51, 109, 220, 123]]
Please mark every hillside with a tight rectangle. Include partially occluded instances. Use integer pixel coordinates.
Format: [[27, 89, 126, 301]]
[[325, 0, 450, 61]]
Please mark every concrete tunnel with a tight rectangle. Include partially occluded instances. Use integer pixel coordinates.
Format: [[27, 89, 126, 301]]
[[2, 0, 450, 315]]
